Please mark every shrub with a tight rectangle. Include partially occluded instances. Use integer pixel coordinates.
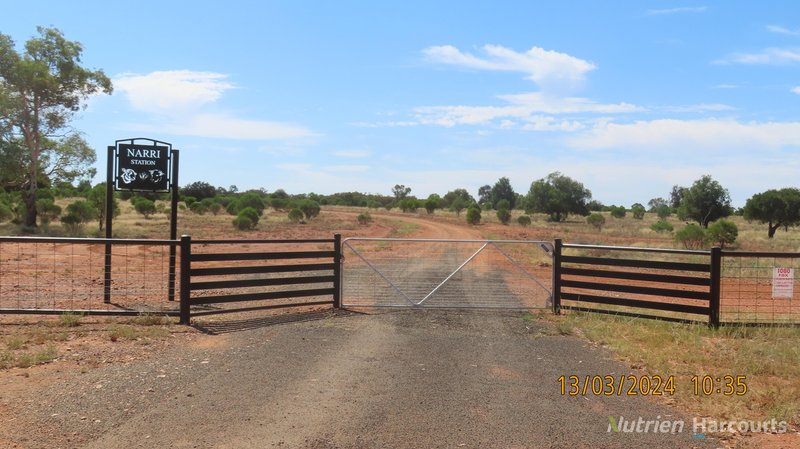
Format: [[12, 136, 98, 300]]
[[237, 207, 260, 226], [189, 201, 207, 215], [517, 215, 531, 226], [288, 208, 304, 223], [297, 199, 321, 220], [496, 208, 512, 225], [0, 204, 12, 222], [133, 198, 156, 218], [466, 205, 481, 225], [586, 213, 606, 231], [631, 203, 646, 220], [60, 213, 83, 234], [357, 211, 373, 225], [675, 224, 706, 249], [183, 196, 197, 207], [650, 220, 674, 233], [66, 200, 98, 223], [707, 219, 738, 248], [654, 204, 671, 220], [232, 215, 254, 230], [609, 206, 626, 218], [36, 198, 61, 226]]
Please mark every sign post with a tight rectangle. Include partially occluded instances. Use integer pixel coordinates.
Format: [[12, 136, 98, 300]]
[[105, 138, 179, 304]]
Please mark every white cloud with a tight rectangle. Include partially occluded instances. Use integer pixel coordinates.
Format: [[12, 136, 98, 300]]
[[792, 86, 800, 94], [715, 48, 800, 65], [127, 113, 314, 141], [646, 6, 707, 16], [334, 150, 371, 158], [767, 25, 800, 36], [569, 118, 800, 151], [324, 165, 371, 173], [350, 121, 419, 128], [662, 103, 735, 113], [414, 92, 641, 129], [423, 44, 596, 91], [115, 70, 234, 112]]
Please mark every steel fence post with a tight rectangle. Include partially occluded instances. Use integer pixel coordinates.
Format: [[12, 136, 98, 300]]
[[709, 246, 721, 329], [553, 238, 562, 315], [179, 235, 191, 325]]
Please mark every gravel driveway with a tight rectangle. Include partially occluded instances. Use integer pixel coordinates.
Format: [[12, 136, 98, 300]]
[[11, 310, 717, 449]]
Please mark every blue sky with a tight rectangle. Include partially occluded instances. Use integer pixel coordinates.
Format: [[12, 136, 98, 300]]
[[4, 1, 800, 206]]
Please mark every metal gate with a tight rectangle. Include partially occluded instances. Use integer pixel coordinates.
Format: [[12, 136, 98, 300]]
[[342, 238, 553, 309]]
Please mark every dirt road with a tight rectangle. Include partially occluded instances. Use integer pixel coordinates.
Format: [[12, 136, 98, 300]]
[[7, 310, 716, 449]]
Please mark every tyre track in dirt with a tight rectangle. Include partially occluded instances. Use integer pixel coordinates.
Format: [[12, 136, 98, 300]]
[[11, 311, 717, 449]]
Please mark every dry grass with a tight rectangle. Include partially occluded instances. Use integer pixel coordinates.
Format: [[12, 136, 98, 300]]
[[548, 311, 800, 426]]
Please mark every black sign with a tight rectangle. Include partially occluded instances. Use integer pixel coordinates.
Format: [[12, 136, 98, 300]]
[[116, 143, 170, 191]]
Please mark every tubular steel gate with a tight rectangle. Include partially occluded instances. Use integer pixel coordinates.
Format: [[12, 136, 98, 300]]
[[341, 238, 553, 309]]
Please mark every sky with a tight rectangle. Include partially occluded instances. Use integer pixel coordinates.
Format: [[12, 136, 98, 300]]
[[3, 1, 800, 207]]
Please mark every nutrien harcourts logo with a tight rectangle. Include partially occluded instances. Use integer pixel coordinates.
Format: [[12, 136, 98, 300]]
[[607, 415, 788, 438]]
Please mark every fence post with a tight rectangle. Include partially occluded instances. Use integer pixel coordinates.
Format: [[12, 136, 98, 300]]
[[333, 233, 342, 308], [552, 238, 562, 315], [179, 235, 191, 325], [709, 246, 721, 329]]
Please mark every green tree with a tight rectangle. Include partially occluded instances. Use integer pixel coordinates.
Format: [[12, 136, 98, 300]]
[[133, 198, 156, 218], [297, 199, 321, 220], [525, 172, 591, 222], [442, 188, 475, 209], [0, 27, 112, 228], [586, 213, 606, 231], [391, 184, 411, 202], [707, 219, 738, 249], [287, 208, 304, 223], [743, 188, 800, 238], [609, 206, 626, 218], [496, 203, 511, 225], [679, 175, 733, 228], [674, 224, 706, 249], [648, 197, 668, 210], [65, 199, 97, 225], [653, 204, 671, 220], [450, 197, 468, 216], [631, 203, 646, 220], [466, 205, 481, 225], [650, 220, 674, 233], [477, 185, 492, 207], [181, 181, 217, 200], [86, 183, 118, 231], [517, 215, 531, 226], [424, 194, 440, 214], [490, 177, 516, 210]]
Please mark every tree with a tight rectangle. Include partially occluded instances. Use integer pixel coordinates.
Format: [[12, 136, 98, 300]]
[[86, 183, 118, 231], [525, 172, 591, 222], [517, 215, 531, 226], [679, 175, 733, 228], [450, 197, 468, 216], [669, 185, 685, 209], [674, 224, 706, 249], [424, 194, 440, 214], [133, 198, 156, 218], [648, 197, 668, 211], [653, 204, 671, 220], [297, 199, 320, 220], [466, 205, 481, 225], [287, 208, 304, 223], [182, 181, 217, 200], [631, 203, 646, 220], [586, 213, 606, 231], [391, 184, 411, 202], [477, 185, 492, 206], [707, 219, 738, 249], [442, 188, 475, 209], [743, 188, 800, 238], [609, 206, 626, 218], [490, 177, 516, 210], [0, 27, 112, 228], [496, 199, 512, 225]]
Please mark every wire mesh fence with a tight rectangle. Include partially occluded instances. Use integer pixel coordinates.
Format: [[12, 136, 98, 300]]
[[721, 253, 800, 324], [342, 238, 553, 309], [0, 237, 179, 315]]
